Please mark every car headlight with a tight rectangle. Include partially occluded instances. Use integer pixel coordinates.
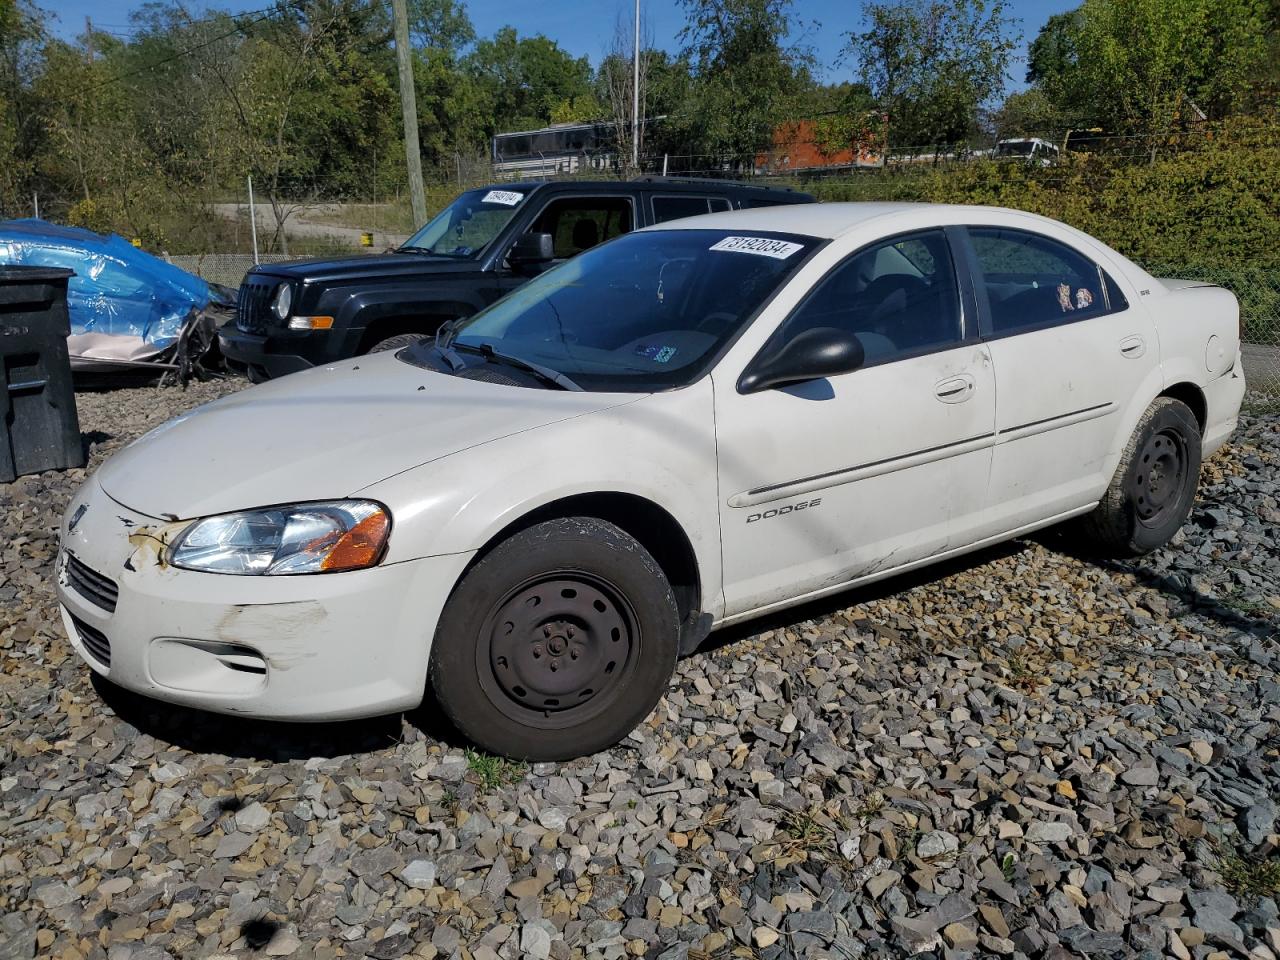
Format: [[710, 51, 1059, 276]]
[[167, 501, 390, 575], [271, 282, 293, 320]]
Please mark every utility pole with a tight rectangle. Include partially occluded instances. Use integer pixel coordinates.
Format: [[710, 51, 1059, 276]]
[[247, 176, 259, 265], [85, 17, 93, 63], [391, 0, 427, 228], [631, 0, 640, 170]]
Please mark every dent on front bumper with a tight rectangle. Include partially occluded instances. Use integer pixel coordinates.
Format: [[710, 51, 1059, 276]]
[[56, 475, 472, 721]]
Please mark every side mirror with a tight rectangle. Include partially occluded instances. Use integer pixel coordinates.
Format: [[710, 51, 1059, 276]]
[[508, 231, 554, 267], [738, 327, 866, 394]]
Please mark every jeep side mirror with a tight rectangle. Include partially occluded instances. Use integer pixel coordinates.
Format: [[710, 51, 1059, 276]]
[[737, 327, 866, 394], [508, 232, 554, 267]]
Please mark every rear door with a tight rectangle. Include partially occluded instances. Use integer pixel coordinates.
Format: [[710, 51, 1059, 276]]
[[961, 225, 1158, 538]]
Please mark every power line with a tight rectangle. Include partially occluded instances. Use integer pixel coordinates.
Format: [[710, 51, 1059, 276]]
[[69, 6, 283, 100]]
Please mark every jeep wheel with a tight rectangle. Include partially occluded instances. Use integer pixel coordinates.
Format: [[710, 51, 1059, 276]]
[[368, 332, 427, 353], [1072, 396, 1202, 557], [429, 518, 679, 760]]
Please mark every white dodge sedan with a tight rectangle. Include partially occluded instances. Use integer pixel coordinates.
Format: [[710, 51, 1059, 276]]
[[57, 203, 1245, 759]]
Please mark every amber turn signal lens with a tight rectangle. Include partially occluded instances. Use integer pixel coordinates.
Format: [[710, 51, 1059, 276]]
[[287, 316, 335, 331], [321, 510, 390, 571]]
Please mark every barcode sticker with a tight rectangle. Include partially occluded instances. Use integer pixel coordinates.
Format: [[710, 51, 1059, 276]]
[[708, 236, 803, 259], [482, 190, 524, 206]]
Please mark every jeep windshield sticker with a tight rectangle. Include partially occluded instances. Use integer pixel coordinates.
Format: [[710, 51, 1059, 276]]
[[708, 236, 804, 259], [481, 190, 524, 206]]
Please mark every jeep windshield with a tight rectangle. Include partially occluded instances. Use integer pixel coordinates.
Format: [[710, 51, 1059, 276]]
[[399, 188, 527, 258], [402, 229, 819, 391]]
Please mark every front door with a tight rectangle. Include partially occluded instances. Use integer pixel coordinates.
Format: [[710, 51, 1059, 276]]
[[715, 229, 996, 619]]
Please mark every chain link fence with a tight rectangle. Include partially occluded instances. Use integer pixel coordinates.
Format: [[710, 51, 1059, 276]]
[[167, 253, 296, 290], [1144, 262, 1280, 397]]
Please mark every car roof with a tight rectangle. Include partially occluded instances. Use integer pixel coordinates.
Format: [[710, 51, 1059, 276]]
[[636, 201, 1157, 284], [480, 178, 810, 199], [636, 201, 1083, 240]]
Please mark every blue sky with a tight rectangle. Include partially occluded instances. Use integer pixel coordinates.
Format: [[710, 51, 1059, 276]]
[[43, 0, 1078, 91]]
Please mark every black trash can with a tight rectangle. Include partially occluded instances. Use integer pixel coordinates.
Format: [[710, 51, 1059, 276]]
[[0, 266, 84, 483]]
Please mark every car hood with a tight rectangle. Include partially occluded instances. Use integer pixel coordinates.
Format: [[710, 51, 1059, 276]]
[[254, 252, 481, 285], [96, 355, 637, 519]]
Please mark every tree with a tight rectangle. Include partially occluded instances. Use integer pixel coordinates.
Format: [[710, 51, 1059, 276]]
[[678, 0, 815, 168], [408, 0, 473, 52], [466, 26, 593, 133], [843, 0, 1017, 152], [0, 0, 46, 216], [597, 11, 648, 171], [1026, 0, 1271, 145], [201, 0, 396, 253], [990, 88, 1061, 138]]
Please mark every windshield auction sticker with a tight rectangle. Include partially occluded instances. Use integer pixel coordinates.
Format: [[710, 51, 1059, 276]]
[[709, 236, 803, 259], [482, 190, 524, 206]]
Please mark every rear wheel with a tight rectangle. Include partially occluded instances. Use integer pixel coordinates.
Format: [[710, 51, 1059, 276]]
[[429, 518, 680, 760], [1072, 397, 1201, 556], [367, 332, 428, 353]]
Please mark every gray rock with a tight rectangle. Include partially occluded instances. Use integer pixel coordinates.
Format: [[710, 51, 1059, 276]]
[[1243, 798, 1277, 845], [399, 859, 437, 889], [917, 830, 959, 859]]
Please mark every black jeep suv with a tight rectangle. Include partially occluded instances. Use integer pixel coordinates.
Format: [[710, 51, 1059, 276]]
[[220, 177, 814, 380]]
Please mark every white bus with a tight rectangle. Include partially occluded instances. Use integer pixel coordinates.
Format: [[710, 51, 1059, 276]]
[[491, 122, 617, 178]]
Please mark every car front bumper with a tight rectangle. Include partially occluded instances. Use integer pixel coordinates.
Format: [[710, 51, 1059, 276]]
[[55, 475, 472, 721], [218, 326, 318, 381]]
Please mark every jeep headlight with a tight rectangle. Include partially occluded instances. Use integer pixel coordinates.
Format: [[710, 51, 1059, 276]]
[[271, 282, 293, 320], [167, 501, 390, 575]]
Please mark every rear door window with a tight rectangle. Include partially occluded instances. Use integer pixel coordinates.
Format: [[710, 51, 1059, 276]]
[[966, 227, 1127, 336], [651, 195, 730, 223]]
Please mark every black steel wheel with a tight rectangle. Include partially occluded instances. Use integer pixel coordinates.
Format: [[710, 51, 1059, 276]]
[[1072, 396, 1202, 557], [429, 518, 680, 760], [479, 573, 638, 729], [1130, 427, 1189, 529]]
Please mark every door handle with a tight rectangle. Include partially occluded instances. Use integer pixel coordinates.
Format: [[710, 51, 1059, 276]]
[[934, 374, 975, 403], [1119, 335, 1146, 358]]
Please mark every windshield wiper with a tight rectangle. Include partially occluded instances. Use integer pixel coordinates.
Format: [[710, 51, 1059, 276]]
[[453, 341, 583, 391]]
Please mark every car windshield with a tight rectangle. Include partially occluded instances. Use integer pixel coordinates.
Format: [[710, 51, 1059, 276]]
[[402, 229, 819, 391], [400, 188, 527, 257], [997, 141, 1036, 157]]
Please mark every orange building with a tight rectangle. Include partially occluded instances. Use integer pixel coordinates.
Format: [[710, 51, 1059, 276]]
[[755, 117, 887, 174]]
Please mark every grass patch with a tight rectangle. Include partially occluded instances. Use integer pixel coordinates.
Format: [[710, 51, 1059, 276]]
[[1217, 588, 1276, 619], [465, 749, 527, 792], [775, 807, 833, 861], [1005, 652, 1042, 691], [1242, 392, 1280, 416], [1219, 851, 1280, 899]]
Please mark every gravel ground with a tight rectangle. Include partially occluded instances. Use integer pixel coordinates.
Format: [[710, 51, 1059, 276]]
[[2, 379, 1278, 960]]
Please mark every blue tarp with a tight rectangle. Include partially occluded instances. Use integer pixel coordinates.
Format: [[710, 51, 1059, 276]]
[[0, 219, 213, 354]]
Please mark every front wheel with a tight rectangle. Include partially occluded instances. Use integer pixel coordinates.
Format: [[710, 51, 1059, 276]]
[[429, 518, 680, 760], [1071, 396, 1202, 557]]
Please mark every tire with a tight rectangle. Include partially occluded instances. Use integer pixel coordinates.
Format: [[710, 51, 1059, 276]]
[[429, 518, 680, 760], [1072, 396, 1202, 557], [367, 332, 427, 353]]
